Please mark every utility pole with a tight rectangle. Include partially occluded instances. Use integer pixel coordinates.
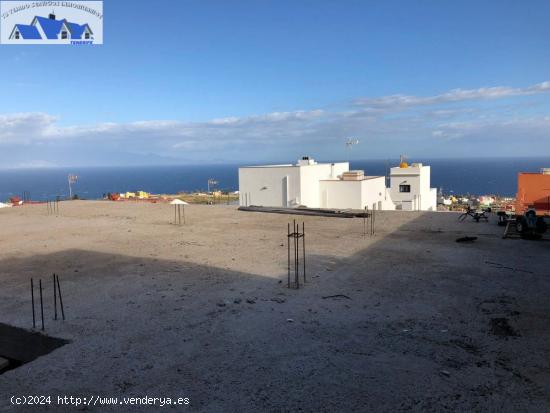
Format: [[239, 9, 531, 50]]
[[68, 174, 78, 199]]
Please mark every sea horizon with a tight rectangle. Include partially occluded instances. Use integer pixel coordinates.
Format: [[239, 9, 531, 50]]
[[1, 155, 548, 170], [1, 156, 548, 202]]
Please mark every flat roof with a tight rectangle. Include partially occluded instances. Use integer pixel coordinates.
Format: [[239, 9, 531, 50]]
[[240, 162, 348, 169], [320, 176, 383, 181], [240, 164, 294, 168]]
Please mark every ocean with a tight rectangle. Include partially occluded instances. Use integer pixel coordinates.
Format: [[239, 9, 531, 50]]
[[0, 158, 548, 202]]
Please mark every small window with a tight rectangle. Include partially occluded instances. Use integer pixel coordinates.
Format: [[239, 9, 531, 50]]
[[15, 32, 20, 39], [399, 184, 411, 193], [61, 31, 68, 39], [85, 32, 90, 39]]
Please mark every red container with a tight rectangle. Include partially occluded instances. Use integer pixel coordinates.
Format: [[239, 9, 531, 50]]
[[515, 172, 550, 215]]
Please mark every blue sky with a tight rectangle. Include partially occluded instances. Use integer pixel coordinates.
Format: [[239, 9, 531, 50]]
[[1, 0, 550, 167]]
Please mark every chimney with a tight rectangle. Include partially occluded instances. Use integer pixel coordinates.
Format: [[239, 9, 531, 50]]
[[49, 13, 56, 20], [297, 156, 316, 166]]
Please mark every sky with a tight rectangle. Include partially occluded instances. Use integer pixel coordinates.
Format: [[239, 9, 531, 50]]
[[1, 0, 550, 167]]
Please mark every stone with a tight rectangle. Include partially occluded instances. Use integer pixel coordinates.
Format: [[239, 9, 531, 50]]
[[0, 357, 9, 371]]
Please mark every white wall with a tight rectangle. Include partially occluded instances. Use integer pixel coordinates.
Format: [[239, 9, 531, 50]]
[[424, 188, 437, 211], [238, 166, 300, 207], [300, 162, 349, 208], [319, 176, 387, 210], [361, 177, 387, 210], [319, 180, 363, 209]]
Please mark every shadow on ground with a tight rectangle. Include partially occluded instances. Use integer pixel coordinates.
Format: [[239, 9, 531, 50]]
[[0, 212, 549, 412]]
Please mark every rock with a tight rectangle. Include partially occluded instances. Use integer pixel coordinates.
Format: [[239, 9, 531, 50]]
[[271, 297, 286, 304], [456, 236, 477, 243], [246, 298, 256, 304], [0, 357, 9, 371], [217, 301, 227, 307], [440, 370, 451, 377], [234, 298, 242, 304]]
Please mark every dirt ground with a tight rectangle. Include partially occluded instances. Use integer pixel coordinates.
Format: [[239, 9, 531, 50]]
[[0, 201, 549, 412]]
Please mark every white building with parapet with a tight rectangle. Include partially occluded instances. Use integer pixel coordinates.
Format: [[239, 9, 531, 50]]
[[389, 161, 437, 211], [238, 156, 436, 211]]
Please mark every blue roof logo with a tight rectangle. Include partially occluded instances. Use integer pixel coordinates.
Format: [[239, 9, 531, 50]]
[[10, 13, 94, 42]]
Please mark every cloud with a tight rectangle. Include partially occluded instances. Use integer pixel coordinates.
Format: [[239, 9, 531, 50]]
[[353, 81, 550, 109], [12, 160, 58, 169], [0, 112, 57, 143], [1, 81, 550, 166], [431, 116, 550, 141]]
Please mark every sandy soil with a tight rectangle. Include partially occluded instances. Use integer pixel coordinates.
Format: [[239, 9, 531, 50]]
[[0, 201, 549, 412]]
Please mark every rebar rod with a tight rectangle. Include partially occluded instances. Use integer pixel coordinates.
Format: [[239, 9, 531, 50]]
[[39, 279, 44, 331], [31, 278, 35, 328], [53, 273, 57, 320], [372, 207, 376, 235], [302, 222, 306, 283], [287, 222, 291, 288], [56, 275, 65, 320], [363, 206, 366, 237], [370, 206, 374, 236], [293, 220, 300, 288]]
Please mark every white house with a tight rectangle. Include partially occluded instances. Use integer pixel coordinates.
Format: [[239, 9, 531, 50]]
[[239, 156, 437, 211], [239, 157, 348, 208], [239, 157, 393, 210], [389, 162, 437, 211]]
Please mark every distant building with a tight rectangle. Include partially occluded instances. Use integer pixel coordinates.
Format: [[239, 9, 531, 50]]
[[239, 156, 436, 211], [389, 162, 437, 211]]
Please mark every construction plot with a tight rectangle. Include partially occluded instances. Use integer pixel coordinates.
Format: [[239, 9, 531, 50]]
[[0, 201, 549, 412]]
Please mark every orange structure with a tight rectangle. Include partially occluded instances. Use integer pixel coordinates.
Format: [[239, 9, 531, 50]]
[[515, 169, 550, 215]]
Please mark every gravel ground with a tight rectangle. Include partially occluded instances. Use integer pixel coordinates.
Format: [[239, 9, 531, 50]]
[[0, 201, 549, 412]]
